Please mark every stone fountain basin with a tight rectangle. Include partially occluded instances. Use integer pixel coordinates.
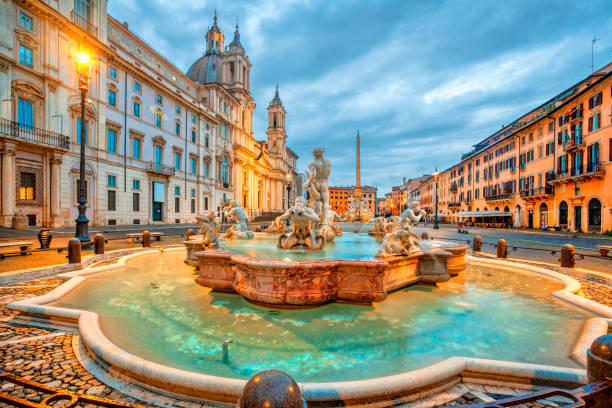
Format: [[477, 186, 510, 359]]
[[194, 243, 468, 306]]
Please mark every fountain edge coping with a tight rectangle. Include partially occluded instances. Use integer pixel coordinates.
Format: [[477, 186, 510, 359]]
[[5, 247, 610, 405]]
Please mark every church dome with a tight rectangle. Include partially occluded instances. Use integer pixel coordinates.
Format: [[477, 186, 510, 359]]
[[186, 53, 224, 84]]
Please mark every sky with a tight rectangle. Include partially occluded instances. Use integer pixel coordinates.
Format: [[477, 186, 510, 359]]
[[108, 0, 612, 194]]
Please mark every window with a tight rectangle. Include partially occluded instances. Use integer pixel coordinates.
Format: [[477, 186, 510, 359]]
[[155, 145, 162, 164], [174, 152, 181, 170], [132, 138, 141, 159], [76, 119, 87, 145], [191, 157, 196, 174], [74, 0, 90, 19], [588, 113, 601, 132], [17, 98, 33, 127], [175, 105, 181, 115], [191, 131, 196, 143], [205, 136, 209, 148], [108, 190, 116, 211], [191, 189, 196, 197], [191, 199, 196, 214], [155, 113, 162, 128], [107, 175, 116, 186], [134, 81, 141, 92], [109, 66, 117, 79], [192, 115, 196, 123], [19, 12, 33, 30], [175, 122, 180, 136], [19, 45, 32, 67], [133, 192, 140, 212], [204, 162, 209, 177], [175, 197, 180, 213], [174, 186, 180, 195], [19, 172, 35, 200], [588, 92, 602, 109], [133, 179, 140, 190], [528, 132, 533, 142], [156, 94, 163, 105], [107, 129, 116, 153], [108, 90, 116, 106]]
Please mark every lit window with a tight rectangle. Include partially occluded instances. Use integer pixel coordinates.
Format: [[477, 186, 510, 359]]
[[19, 12, 33, 30], [133, 179, 140, 190], [156, 94, 163, 105], [107, 175, 116, 186], [133, 102, 140, 117], [107, 129, 116, 153], [19, 172, 35, 200], [109, 66, 117, 79], [19, 45, 32, 67], [134, 81, 141, 92], [108, 90, 116, 106]]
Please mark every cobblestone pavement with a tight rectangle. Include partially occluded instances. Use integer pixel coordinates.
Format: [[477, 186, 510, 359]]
[[0, 265, 607, 407]]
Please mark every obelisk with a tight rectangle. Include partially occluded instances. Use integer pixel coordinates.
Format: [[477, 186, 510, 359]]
[[355, 131, 362, 199]]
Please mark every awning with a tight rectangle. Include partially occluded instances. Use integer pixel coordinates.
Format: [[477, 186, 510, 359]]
[[456, 211, 512, 218]]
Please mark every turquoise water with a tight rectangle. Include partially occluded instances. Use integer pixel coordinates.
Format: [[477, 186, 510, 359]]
[[49, 236, 591, 382]]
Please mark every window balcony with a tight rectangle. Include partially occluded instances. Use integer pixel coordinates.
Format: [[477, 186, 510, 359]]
[[448, 202, 461, 208], [570, 165, 583, 177], [484, 193, 514, 202], [146, 161, 175, 176], [71, 11, 98, 37], [0, 118, 70, 149], [520, 186, 554, 199], [563, 135, 585, 152]]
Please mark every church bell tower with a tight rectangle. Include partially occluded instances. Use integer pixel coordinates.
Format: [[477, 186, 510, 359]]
[[266, 86, 286, 156]]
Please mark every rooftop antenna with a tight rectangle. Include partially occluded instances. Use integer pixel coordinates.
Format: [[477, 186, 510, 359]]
[[591, 36, 599, 73]]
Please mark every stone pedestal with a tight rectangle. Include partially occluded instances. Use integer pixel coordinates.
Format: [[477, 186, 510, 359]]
[[12, 211, 28, 230]]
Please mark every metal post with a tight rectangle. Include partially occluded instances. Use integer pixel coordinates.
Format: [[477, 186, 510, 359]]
[[75, 82, 90, 247], [434, 180, 439, 229]]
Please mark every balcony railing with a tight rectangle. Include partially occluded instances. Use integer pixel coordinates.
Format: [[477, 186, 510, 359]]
[[586, 161, 603, 174], [563, 135, 584, 151], [71, 11, 98, 36], [146, 161, 175, 176], [484, 193, 514, 201], [0, 118, 70, 149], [520, 186, 555, 198], [570, 165, 583, 177], [448, 202, 461, 208]]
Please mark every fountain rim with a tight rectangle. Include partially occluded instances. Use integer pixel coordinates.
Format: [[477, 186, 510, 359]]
[[7, 247, 612, 406]]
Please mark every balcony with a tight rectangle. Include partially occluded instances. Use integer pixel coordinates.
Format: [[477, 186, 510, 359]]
[[0, 118, 70, 149], [563, 135, 585, 152], [449, 184, 458, 193], [520, 186, 555, 199], [71, 11, 98, 37], [570, 165, 583, 177], [448, 202, 461, 208], [584, 161, 605, 179], [484, 193, 514, 202], [146, 161, 175, 176]]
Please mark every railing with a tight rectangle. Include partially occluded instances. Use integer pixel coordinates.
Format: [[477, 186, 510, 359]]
[[571, 165, 583, 177], [484, 193, 514, 201], [586, 161, 603, 173], [563, 134, 584, 151], [448, 202, 461, 208], [146, 161, 175, 176], [71, 10, 97, 36], [520, 186, 555, 198], [0, 118, 70, 149]]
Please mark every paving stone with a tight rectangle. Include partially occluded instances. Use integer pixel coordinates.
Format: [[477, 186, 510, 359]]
[[86, 385, 106, 395]]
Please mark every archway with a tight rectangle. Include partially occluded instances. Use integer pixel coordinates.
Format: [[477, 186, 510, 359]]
[[559, 201, 568, 227], [540, 203, 549, 229], [588, 198, 601, 232]]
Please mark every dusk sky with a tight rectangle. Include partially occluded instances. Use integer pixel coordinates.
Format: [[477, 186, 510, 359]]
[[108, 0, 612, 194]]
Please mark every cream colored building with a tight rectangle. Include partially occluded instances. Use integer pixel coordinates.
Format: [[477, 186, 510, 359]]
[[0, 0, 297, 228]]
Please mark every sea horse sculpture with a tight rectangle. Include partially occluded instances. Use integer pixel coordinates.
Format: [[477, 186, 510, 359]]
[[195, 212, 219, 249], [376, 201, 425, 257], [277, 197, 325, 250], [223, 200, 254, 240]]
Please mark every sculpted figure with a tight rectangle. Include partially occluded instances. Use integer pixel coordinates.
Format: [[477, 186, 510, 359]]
[[400, 200, 427, 225], [304, 148, 331, 226], [266, 216, 286, 234], [319, 204, 342, 242], [223, 200, 254, 240], [376, 229, 418, 257], [346, 198, 373, 222], [370, 216, 386, 236], [277, 197, 325, 250], [195, 212, 219, 249]]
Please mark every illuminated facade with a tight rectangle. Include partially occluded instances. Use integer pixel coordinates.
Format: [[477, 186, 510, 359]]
[[329, 185, 377, 216]]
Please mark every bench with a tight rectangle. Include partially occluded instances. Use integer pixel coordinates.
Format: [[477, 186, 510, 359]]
[[0, 241, 34, 255], [597, 245, 612, 257], [126, 232, 164, 243]]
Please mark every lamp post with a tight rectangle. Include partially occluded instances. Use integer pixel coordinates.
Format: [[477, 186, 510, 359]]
[[75, 51, 91, 246], [433, 167, 440, 230], [285, 172, 292, 210]]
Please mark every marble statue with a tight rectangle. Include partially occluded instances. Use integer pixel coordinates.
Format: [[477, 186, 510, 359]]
[[304, 148, 331, 226], [195, 212, 219, 249], [400, 200, 427, 225], [346, 198, 373, 223], [375, 202, 426, 257], [266, 216, 286, 233], [223, 200, 254, 240], [319, 204, 342, 242], [277, 197, 325, 250]]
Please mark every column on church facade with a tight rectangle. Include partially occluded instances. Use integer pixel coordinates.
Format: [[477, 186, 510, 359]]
[[1, 141, 17, 227]]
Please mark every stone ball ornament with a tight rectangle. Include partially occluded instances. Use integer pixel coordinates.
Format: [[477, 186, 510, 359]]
[[237, 370, 306, 408]]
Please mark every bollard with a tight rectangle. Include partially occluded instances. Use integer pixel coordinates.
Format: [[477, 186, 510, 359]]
[[238, 370, 306, 408], [586, 334, 612, 407], [421, 232, 429, 240], [187, 229, 194, 240], [473, 236, 482, 252], [67, 239, 82, 264], [496, 239, 507, 258], [93, 233, 105, 255], [560, 244, 575, 268], [142, 230, 151, 247]]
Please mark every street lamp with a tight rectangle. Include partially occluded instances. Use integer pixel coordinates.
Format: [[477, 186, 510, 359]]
[[75, 50, 92, 246], [433, 167, 440, 230], [285, 172, 292, 210]]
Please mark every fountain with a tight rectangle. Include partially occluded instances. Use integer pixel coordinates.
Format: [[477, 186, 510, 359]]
[[224, 200, 254, 240], [183, 212, 219, 267], [193, 148, 467, 306], [344, 198, 373, 222]]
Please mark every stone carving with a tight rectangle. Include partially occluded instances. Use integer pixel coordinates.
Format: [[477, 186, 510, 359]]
[[345, 198, 373, 223], [277, 197, 325, 250], [195, 212, 219, 249], [376, 202, 426, 257], [304, 148, 330, 227], [223, 200, 254, 240], [400, 200, 427, 225], [266, 216, 286, 234], [319, 204, 342, 242]]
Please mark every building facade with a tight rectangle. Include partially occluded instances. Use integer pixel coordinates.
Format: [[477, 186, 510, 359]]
[[0, 0, 297, 228], [329, 185, 377, 216], [405, 62, 612, 233]]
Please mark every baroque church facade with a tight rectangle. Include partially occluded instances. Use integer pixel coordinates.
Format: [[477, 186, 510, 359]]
[[0, 0, 298, 227]]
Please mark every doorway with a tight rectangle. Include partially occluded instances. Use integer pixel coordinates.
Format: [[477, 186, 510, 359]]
[[152, 182, 165, 222], [528, 210, 533, 229], [588, 198, 601, 233], [574, 206, 582, 231]]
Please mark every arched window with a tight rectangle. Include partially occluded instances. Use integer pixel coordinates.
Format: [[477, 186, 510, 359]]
[[588, 198, 601, 231], [559, 201, 568, 226], [540, 203, 549, 229], [273, 115, 277, 128]]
